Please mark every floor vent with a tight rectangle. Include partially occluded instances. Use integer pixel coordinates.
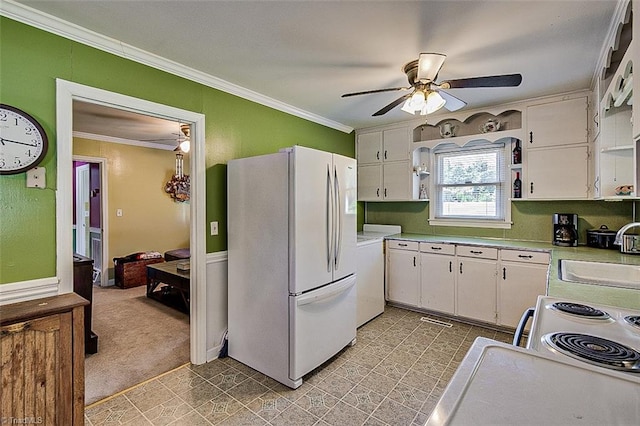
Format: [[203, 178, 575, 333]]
[[420, 317, 453, 327]]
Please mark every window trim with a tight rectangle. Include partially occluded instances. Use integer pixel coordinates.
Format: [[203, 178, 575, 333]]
[[428, 142, 512, 229]]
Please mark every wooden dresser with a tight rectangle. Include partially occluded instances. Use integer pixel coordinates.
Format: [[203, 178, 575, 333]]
[[0, 293, 88, 426]]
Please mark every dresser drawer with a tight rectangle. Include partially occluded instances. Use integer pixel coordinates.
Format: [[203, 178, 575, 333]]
[[387, 240, 419, 251], [500, 249, 550, 264], [456, 245, 498, 260], [420, 242, 455, 255]]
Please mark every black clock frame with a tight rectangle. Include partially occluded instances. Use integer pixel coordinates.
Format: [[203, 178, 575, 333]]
[[0, 103, 49, 175]]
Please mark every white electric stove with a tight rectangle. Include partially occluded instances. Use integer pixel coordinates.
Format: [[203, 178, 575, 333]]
[[426, 296, 640, 425], [527, 296, 640, 374]]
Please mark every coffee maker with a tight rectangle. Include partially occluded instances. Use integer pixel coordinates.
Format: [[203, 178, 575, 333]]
[[553, 213, 578, 246]]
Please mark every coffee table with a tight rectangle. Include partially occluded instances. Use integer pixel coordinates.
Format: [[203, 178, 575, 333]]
[[146, 260, 190, 314]]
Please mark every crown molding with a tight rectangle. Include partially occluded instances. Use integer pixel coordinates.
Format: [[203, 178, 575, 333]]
[[1, 0, 354, 134]]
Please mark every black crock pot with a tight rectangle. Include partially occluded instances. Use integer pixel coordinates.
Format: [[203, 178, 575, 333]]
[[586, 225, 619, 249]]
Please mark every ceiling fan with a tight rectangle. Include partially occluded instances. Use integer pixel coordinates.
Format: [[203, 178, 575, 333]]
[[341, 53, 522, 116], [143, 123, 191, 152]]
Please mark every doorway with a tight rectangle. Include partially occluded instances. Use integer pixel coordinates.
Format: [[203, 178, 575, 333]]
[[55, 79, 207, 367], [73, 157, 108, 286]]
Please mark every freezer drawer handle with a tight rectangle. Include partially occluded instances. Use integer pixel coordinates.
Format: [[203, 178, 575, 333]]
[[513, 307, 535, 347], [296, 278, 356, 307]]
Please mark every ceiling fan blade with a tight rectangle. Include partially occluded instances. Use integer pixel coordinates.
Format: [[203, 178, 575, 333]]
[[442, 73, 522, 89], [438, 90, 467, 112], [372, 93, 412, 116], [341, 87, 410, 98], [417, 53, 447, 82]]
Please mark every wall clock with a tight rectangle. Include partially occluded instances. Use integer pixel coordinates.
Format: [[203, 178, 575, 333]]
[[0, 104, 49, 175]]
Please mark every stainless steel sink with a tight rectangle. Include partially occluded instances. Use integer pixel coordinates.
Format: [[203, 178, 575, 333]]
[[559, 259, 640, 289]]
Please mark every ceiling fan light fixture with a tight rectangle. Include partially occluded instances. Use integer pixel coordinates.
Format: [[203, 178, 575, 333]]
[[424, 91, 446, 114], [401, 90, 426, 114], [417, 53, 447, 82], [179, 140, 191, 153]]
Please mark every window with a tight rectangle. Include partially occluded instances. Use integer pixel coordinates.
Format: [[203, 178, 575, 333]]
[[431, 145, 509, 228]]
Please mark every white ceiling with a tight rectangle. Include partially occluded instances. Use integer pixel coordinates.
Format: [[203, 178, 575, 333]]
[[18, 0, 621, 137]]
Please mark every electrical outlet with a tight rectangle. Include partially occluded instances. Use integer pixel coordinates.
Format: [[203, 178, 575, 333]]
[[116, 208, 123, 217], [210, 221, 219, 236]]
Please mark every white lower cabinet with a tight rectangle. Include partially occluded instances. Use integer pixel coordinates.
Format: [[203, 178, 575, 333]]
[[498, 250, 550, 328], [456, 246, 498, 324], [420, 243, 456, 314], [386, 241, 550, 328], [386, 240, 420, 306]]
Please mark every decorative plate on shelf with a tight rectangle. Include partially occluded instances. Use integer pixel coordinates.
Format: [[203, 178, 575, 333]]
[[480, 119, 501, 133], [614, 185, 633, 196]]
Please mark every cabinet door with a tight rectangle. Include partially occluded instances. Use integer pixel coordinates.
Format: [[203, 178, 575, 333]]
[[382, 127, 410, 162], [420, 253, 455, 314], [357, 132, 382, 165], [1, 313, 73, 426], [357, 164, 382, 201], [498, 262, 548, 329], [527, 97, 588, 148], [386, 248, 420, 306], [457, 257, 497, 323], [527, 145, 589, 199], [383, 161, 412, 200], [634, 0, 640, 139]]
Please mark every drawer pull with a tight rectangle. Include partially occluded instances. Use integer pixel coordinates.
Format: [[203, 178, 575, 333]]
[[398, 243, 408, 247], [430, 246, 442, 250], [470, 250, 483, 255], [518, 254, 533, 259]]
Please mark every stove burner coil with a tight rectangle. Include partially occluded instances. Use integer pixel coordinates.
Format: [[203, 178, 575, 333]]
[[550, 302, 610, 319], [624, 316, 640, 329], [545, 332, 640, 372]]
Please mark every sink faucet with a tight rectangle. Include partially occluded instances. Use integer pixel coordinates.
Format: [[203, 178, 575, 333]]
[[614, 222, 640, 245]]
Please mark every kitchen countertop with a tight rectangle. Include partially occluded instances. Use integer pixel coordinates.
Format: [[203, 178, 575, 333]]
[[383, 233, 640, 310]]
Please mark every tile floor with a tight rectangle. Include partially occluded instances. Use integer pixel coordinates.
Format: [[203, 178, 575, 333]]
[[84, 306, 514, 426]]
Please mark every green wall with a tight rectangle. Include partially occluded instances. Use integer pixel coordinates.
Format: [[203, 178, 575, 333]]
[[366, 200, 636, 243], [0, 18, 355, 284]]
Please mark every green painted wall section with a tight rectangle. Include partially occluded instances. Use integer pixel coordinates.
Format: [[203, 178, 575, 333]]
[[0, 18, 355, 284], [366, 200, 636, 244]]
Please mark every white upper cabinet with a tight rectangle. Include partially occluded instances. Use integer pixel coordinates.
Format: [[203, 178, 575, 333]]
[[633, 0, 639, 139], [527, 145, 590, 199], [526, 97, 588, 148], [357, 132, 383, 165], [356, 126, 414, 201], [382, 127, 411, 162]]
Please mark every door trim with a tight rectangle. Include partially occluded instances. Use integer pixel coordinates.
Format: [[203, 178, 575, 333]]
[[56, 79, 207, 364]]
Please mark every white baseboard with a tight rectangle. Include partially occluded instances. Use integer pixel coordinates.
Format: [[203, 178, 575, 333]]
[[0, 277, 60, 305]]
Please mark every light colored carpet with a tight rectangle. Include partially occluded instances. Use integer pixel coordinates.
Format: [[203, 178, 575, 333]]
[[85, 284, 190, 405]]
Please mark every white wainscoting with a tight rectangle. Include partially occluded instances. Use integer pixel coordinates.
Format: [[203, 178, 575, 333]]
[[205, 251, 228, 362], [0, 277, 59, 305]]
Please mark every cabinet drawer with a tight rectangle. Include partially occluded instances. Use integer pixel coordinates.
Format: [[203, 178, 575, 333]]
[[500, 249, 550, 264], [456, 245, 498, 260], [387, 240, 419, 251], [420, 242, 455, 255]]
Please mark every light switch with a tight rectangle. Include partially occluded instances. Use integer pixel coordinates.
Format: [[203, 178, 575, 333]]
[[211, 221, 219, 235], [26, 167, 46, 188]]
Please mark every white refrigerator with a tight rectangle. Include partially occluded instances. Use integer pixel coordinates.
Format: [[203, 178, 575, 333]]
[[227, 146, 357, 388]]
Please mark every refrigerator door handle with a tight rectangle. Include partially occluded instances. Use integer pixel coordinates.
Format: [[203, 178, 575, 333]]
[[295, 276, 356, 307], [334, 165, 342, 269], [326, 165, 333, 273]]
